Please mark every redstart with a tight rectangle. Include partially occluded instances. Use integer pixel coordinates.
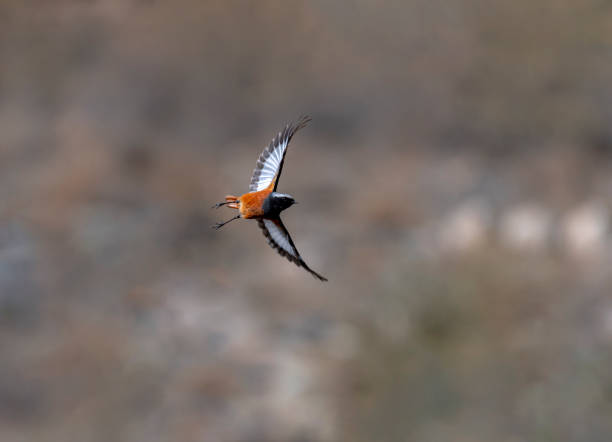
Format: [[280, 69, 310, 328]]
[[212, 116, 327, 281]]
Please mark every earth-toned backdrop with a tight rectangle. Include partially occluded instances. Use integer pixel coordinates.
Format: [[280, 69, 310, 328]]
[[2, 2, 612, 441]]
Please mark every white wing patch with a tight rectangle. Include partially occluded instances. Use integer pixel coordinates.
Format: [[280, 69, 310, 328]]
[[256, 216, 328, 281], [262, 219, 299, 259], [249, 116, 311, 192], [249, 133, 288, 191]]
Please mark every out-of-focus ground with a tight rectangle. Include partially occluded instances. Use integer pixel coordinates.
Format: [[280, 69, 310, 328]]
[[2, 1, 612, 441]]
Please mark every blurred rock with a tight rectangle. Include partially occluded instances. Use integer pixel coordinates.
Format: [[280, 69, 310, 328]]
[[499, 203, 552, 251], [436, 199, 491, 253], [561, 200, 609, 258]]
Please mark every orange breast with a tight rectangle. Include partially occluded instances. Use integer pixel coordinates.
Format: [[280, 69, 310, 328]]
[[239, 189, 271, 219]]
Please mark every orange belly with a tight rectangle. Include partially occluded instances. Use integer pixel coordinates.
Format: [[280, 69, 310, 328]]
[[239, 189, 271, 219]]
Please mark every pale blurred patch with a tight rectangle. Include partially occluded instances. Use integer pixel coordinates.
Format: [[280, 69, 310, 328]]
[[500, 203, 552, 251], [561, 200, 610, 258]]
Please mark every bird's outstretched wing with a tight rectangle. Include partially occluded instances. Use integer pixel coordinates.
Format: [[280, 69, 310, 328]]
[[257, 217, 327, 281], [249, 116, 311, 192]]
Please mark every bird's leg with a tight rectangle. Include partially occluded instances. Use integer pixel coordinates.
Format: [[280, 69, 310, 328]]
[[211, 201, 240, 209], [211, 214, 241, 230], [211, 195, 238, 209]]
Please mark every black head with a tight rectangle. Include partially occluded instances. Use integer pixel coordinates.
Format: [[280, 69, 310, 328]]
[[262, 192, 296, 216]]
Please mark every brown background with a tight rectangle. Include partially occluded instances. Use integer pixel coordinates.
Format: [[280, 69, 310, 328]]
[[2, 1, 612, 441]]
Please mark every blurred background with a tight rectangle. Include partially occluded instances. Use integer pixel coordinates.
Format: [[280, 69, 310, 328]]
[[2, 1, 612, 441]]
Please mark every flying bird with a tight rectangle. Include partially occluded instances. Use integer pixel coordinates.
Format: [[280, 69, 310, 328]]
[[211, 116, 327, 281]]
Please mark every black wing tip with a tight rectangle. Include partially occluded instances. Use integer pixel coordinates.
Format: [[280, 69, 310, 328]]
[[310, 270, 328, 282], [292, 115, 312, 132], [297, 114, 312, 123], [257, 219, 327, 281], [299, 259, 328, 282], [282, 115, 312, 137]]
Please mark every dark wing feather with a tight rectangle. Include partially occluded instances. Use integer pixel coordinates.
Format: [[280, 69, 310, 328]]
[[257, 217, 327, 281], [249, 116, 311, 192]]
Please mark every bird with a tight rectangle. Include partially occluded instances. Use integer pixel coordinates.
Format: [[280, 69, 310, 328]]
[[211, 116, 327, 281]]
